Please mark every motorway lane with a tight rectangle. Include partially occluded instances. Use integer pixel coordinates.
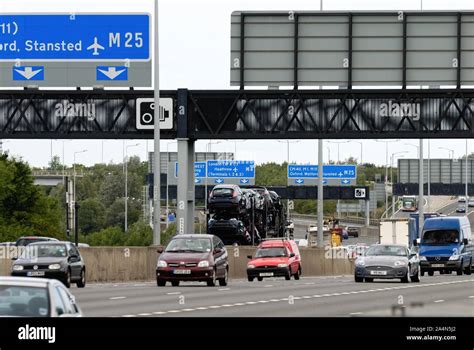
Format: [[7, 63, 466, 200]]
[[71, 275, 473, 317]]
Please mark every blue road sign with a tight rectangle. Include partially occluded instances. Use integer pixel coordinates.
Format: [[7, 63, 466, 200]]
[[288, 165, 356, 179], [96, 66, 128, 80], [174, 162, 206, 178], [240, 179, 250, 185], [194, 179, 201, 184], [215, 179, 224, 184], [0, 14, 150, 61], [12, 66, 44, 80], [207, 160, 255, 179], [322, 179, 328, 185], [341, 179, 350, 185], [294, 179, 304, 184]]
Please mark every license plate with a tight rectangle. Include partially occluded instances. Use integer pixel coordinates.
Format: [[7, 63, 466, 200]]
[[370, 270, 387, 275], [259, 272, 274, 277], [173, 270, 191, 275], [431, 264, 444, 268], [27, 271, 45, 276]]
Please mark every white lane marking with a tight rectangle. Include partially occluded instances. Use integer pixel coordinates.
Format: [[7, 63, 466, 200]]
[[304, 282, 316, 285], [109, 296, 126, 300], [133, 284, 146, 287], [468, 296, 474, 299], [263, 285, 273, 288], [218, 288, 230, 291], [166, 292, 181, 295], [113, 284, 119, 287], [114, 278, 474, 317]]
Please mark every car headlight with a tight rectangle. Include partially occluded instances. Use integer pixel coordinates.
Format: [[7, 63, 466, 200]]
[[198, 261, 209, 268], [157, 260, 167, 268], [247, 264, 256, 269], [449, 255, 460, 261], [48, 264, 61, 270], [12, 265, 24, 271], [277, 263, 288, 268], [355, 259, 365, 266], [419, 256, 427, 261], [394, 260, 407, 267]]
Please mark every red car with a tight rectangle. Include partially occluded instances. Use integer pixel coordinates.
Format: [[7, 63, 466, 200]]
[[246, 239, 302, 281]]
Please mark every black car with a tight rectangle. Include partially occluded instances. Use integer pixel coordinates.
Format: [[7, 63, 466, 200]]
[[208, 185, 248, 216], [249, 187, 274, 211], [11, 241, 86, 288], [207, 217, 252, 245], [346, 227, 360, 238]]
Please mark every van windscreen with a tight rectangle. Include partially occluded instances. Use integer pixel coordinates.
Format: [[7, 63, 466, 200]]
[[421, 230, 460, 245]]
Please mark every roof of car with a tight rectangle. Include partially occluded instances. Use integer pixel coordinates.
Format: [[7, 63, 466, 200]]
[[212, 184, 239, 189], [27, 241, 71, 246], [260, 240, 288, 247], [18, 236, 59, 240], [0, 276, 58, 287], [172, 234, 214, 239]]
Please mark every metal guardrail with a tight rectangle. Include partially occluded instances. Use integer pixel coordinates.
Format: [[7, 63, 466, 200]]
[[290, 213, 380, 227], [32, 170, 84, 177]]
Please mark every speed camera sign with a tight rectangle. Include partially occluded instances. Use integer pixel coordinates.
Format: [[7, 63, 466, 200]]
[[354, 188, 366, 199], [136, 98, 174, 130]]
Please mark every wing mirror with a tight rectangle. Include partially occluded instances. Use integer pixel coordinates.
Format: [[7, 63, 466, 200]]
[[156, 247, 164, 254]]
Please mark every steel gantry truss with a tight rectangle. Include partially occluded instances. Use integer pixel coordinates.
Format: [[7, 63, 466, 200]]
[[1, 88, 474, 140]]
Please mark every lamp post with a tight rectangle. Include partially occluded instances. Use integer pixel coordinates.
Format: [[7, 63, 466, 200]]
[[125, 143, 139, 232], [166, 141, 177, 228], [465, 140, 469, 214], [233, 140, 246, 159], [390, 151, 409, 217], [327, 141, 347, 164], [278, 140, 300, 220], [73, 150, 87, 239], [438, 147, 454, 160], [376, 140, 399, 218]]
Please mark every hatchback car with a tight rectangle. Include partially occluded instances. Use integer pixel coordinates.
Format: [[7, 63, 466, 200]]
[[346, 226, 360, 237], [456, 205, 466, 213], [11, 241, 86, 288], [247, 239, 302, 281], [0, 277, 82, 317], [354, 244, 420, 283], [15, 236, 59, 246], [156, 234, 228, 287], [208, 185, 248, 216]]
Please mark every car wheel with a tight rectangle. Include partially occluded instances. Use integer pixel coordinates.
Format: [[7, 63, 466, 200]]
[[365, 278, 373, 282], [257, 277, 263, 281], [76, 269, 86, 288], [401, 271, 410, 283], [171, 280, 180, 287], [247, 276, 254, 282], [420, 270, 425, 276], [63, 269, 71, 288], [428, 271, 434, 276], [285, 269, 291, 280], [218, 268, 228, 286], [410, 268, 420, 282], [457, 261, 463, 276], [157, 279, 166, 287], [463, 260, 472, 275], [354, 275, 363, 283], [207, 270, 216, 287], [294, 266, 301, 280]]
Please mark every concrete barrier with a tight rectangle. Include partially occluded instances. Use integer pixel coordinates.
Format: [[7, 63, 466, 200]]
[[0, 246, 355, 283]]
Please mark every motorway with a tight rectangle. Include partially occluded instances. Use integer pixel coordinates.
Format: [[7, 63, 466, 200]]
[[72, 275, 474, 317]]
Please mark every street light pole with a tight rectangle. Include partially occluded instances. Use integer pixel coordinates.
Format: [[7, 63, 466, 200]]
[[125, 143, 139, 233], [390, 151, 408, 217], [166, 141, 177, 228], [465, 140, 469, 214], [73, 150, 87, 235]]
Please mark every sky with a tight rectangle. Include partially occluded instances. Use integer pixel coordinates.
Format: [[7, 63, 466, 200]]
[[1, 0, 474, 167]]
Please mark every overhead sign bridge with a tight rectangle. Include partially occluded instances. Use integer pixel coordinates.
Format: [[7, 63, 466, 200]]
[[1, 88, 474, 139]]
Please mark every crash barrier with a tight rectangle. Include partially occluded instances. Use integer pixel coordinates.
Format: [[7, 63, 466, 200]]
[[291, 213, 380, 227], [0, 246, 355, 282]]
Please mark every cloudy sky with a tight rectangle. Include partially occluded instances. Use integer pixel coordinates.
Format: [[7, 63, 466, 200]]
[[1, 0, 473, 167]]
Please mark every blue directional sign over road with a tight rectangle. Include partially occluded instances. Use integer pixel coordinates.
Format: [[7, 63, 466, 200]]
[[174, 162, 206, 178], [207, 160, 255, 185], [0, 14, 151, 87], [288, 164, 356, 186], [0, 14, 150, 61]]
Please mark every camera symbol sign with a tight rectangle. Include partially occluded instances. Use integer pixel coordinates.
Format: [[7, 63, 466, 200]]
[[354, 188, 366, 199], [136, 98, 173, 130]]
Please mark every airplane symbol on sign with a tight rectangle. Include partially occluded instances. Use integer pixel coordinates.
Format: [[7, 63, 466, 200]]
[[87, 37, 105, 56]]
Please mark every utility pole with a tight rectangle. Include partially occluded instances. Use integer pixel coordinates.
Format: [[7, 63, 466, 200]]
[[153, 0, 161, 245]]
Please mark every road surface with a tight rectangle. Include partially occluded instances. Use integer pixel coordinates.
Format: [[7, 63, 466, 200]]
[[72, 275, 474, 317]]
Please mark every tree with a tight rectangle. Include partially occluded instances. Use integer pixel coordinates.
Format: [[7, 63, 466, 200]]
[[48, 155, 65, 171], [78, 199, 106, 234]]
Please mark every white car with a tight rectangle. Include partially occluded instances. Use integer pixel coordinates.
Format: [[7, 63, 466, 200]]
[[458, 196, 466, 202], [0, 277, 82, 317]]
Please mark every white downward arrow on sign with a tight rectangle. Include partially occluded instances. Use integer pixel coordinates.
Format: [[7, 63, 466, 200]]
[[98, 67, 126, 80], [15, 67, 42, 80]]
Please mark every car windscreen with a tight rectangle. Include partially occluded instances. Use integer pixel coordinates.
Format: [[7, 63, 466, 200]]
[[255, 247, 287, 258], [165, 238, 211, 253], [20, 244, 67, 259], [0, 285, 50, 317], [211, 188, 234, 197], [365, 245, 407, 257], [421, 230, 460, 245]]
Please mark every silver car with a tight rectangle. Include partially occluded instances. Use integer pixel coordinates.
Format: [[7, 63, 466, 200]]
[[354, 244, 420, 283], [0, 277, 82, 317]]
